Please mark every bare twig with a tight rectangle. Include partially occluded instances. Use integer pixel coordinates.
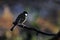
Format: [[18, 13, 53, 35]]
[[50, 31, 60, 40], [18, 24, 56, 36]]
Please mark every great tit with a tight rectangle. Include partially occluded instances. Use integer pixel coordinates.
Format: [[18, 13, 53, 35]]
[[10, 11, 28, 31]]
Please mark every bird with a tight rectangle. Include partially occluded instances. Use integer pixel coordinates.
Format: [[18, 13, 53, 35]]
[[10, 11, 28, 31]]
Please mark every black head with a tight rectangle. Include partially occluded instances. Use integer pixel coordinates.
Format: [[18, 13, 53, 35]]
[[23, 11, 28, 16], [23, 11, 28, 14]]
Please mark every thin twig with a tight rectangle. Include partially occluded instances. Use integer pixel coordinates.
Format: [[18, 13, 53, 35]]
[[18, 25, 56, 36], [50, 31, 60, 40]]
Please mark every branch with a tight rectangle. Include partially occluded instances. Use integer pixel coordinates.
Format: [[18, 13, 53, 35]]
[[50, 31, 60, 40], [18, 25, 56, 36]]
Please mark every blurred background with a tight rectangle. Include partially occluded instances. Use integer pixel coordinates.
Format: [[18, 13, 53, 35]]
[[0, 0, 60, 40]]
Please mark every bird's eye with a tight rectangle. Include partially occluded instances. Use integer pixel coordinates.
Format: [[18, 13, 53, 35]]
[[25, 14, 27, 16]]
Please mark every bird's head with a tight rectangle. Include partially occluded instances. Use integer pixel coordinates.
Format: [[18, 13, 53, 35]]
[[23, 11, 28, 17]]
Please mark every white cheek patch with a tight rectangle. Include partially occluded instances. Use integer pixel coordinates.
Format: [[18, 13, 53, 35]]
[[25, 14, 27, 16]]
